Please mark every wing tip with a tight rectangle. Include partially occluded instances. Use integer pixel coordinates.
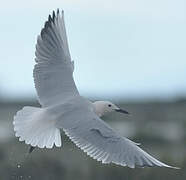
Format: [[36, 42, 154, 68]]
[[41, 9, 64, 38], [163, 164, 180, 169]]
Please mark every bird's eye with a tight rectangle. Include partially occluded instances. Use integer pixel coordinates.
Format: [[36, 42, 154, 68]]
[[108, 104, 111, 107]]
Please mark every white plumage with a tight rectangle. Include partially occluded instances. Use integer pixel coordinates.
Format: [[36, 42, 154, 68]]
[[13, 10, 178, 169], [14, 106, 61, 148]]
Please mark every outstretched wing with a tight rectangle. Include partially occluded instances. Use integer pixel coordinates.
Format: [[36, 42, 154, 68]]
[[34, 10, 79, 107], [57, 107, 177, 169]]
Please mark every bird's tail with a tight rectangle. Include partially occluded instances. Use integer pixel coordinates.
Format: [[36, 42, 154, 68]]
[[13, 106, 61, 148]]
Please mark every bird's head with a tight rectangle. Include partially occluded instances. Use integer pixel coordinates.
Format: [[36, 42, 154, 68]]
[[93, 101, 129, 117]]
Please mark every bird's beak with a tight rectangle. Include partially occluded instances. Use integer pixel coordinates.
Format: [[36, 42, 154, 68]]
[[115, 108, 130, 114]]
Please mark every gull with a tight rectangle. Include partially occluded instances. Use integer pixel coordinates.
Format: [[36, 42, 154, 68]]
[[13, 10, 178, 169]]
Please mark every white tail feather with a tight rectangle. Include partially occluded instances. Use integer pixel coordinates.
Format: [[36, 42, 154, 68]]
[[13, 106, 62, 148]]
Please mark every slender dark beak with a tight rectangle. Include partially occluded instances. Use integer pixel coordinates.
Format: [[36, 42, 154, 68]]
[[115, 108, 130, 114]]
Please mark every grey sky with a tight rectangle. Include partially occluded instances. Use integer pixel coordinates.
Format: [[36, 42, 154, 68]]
[[0, 0, 186, 100]]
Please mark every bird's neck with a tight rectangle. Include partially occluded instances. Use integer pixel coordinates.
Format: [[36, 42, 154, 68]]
[[92, 101, 106, 117]]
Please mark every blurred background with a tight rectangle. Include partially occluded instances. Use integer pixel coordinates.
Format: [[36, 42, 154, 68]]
[[0, 0, 186, 179]]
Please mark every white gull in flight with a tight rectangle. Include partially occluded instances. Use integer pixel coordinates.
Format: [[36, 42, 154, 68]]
[[13, 10, 178, 169]]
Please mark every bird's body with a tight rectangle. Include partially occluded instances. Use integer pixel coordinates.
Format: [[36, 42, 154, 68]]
[[13, 10, 178, 169]]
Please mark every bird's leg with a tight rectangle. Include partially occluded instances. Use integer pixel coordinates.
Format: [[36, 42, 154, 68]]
[[28, 146, 36, 153]]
